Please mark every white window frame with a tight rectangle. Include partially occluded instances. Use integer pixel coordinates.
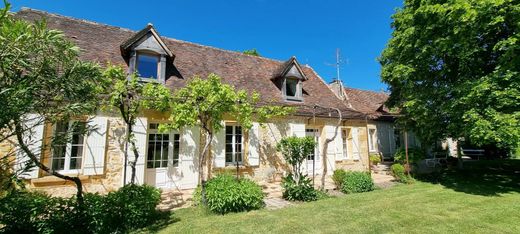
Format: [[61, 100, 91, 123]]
[[136, 52, 160, 81], [305, 128, 320, 161], [341, 128, 350, 160], [368, 128, 377, 152], [146, 123, 180, 169], [283, 77, 303, 101], [225, 124, 243, 165], [51, 121, 86, 174]]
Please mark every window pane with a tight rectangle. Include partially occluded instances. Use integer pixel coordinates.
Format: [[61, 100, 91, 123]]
[[236, 153, 242, 163], [226, 126, 233, 135], [285, 79, 298, 97], [225, 153, 233, 163], [137, 54, 158, 79]]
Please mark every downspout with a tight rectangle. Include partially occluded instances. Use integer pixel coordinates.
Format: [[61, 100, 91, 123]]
[[365, 115, 371, 173]]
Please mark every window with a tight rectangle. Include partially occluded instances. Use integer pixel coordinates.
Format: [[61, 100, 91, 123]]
[[225, 125, 243, 165], [369, 129, 376, 152], [146, 123, 180, 168], [305, 129, 319, 160], [284, 78, 302, 101], [136, 53, 159, 79], [342, 129, 350, 159], [52, 121, 86, 173]]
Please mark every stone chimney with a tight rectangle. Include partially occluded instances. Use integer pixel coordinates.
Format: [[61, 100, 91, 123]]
[[329, 79, 345, 100], [328, 79, 353, 108]]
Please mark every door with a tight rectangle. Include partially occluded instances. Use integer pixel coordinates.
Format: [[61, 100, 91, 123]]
[[305, 128, 320, 175], [144, 123, 181, 189]]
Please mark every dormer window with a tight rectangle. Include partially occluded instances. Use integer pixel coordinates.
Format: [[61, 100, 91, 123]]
[[284, 78, 302, 101], [120, 23, 175, 84], [136, 53, 159, 79], [274, 57, 308, 102]]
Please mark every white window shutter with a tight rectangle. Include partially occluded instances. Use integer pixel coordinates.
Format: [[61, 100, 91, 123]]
[[289, 122, 305, 137], [16, 114, 44, 179], [247, 122, 260, 166], [213, 123, 226, 168], [352, 128, 361, 160], [335, 128, 344, 160], [125, 117, 147, 185], [83, 116, 108, 175]]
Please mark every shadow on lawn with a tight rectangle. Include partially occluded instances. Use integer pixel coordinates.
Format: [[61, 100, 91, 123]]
[[137, 210, 181, 233], [416, 159, 520, 196]]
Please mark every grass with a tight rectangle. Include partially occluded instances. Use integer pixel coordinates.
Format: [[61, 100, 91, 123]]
[[144, 160, 520, 234]]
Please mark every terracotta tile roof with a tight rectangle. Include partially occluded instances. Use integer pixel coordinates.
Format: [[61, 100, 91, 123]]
[[16, 8, 365, 119], [344, 87, 395, 118]]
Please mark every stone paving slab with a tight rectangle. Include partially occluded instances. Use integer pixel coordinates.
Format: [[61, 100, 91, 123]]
[[264, 197, 292, 210]]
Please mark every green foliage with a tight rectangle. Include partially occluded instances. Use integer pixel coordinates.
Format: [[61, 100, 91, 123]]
[[276, 136, 316, 172], [340, 171, 374, 194], [0, 2, 105, 129], [370, 154, 381, 165], [393, 147, 425, 164], [390, 163, 414, 184], [197, 174, 264, 214], [242, 48, 261, 56], [379, 0, 520, 151], [0, 185, 162, 233], [281, 173, 318, 202], [332, 169, 348, 190], [276, 136, 319, 201]]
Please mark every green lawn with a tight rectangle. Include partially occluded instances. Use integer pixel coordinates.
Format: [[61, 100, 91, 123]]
[[145, 160, 520, 234]]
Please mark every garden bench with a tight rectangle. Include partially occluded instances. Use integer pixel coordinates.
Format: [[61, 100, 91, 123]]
[[461, 148, 485, 160]]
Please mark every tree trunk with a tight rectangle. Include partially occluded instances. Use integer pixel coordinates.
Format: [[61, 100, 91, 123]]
[[318, 106, 342, 190], [14, 122, 85, 207], [199, 129, 213, 205], [457, 140, 463, 170]]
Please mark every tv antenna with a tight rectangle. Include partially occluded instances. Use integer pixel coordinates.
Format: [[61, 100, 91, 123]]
[[325, 48, 347, 82]]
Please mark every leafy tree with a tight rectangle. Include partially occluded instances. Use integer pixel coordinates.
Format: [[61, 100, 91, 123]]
[[102, 65, 171, 184], [243, 48, 261, 56], [276, 136, 316, 183], [0, 1, 105, 205], [380, 0, 520, 164], [160, 73, 292, 204]]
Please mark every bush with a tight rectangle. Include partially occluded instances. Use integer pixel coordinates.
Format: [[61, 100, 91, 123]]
[[0, 184, 162, 233], [394, 147, 425, 164], [332, 169, 348, 189], [282, 173, 318, 201], [370, 154, 381, 165], [391, 163, 414, 184], [198, 174, 264, 214], [341, 171, 375, 194]]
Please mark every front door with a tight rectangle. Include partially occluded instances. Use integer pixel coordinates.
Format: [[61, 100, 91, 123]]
[[305, 128, 320, 175], [144, 123, 181, 189]]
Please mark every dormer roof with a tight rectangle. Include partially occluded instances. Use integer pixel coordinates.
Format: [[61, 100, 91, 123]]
[[120, 23, 174, 58], [273, 56, 308, 81]]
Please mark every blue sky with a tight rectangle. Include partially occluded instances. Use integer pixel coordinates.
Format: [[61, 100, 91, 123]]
[[9, 0, 402, 91]]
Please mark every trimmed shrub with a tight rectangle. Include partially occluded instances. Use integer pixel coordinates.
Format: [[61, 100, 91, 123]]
[[341, 171, 375, 194], [394, 147, 426, 164], [332, 169, 348, 189], [0, 184, 162, 234], [202, 174, 264, 214], [370, 154, 381, 165], [282, 173, 319, 202], [390, 163, 414, 184]]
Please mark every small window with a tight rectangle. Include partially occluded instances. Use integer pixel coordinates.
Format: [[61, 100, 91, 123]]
[[146, 123, 180, 168], [305, 128, 319, 160], [136, 53, 159, 79], [225, 125, 243, 165], [52, 121, 86, 172], [342, 129, 349, 159], [285, 79, 298, 97], [369, 129, 376, 152]]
